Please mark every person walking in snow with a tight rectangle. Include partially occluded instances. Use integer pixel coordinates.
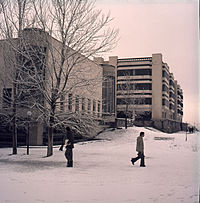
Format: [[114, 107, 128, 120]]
[[65, 127, 74, 167], [59, 134, 65, 151], [131, 131, 146, 167]]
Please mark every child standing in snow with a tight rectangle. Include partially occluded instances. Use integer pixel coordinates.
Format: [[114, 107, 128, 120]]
[[131, 131, 146, 167]]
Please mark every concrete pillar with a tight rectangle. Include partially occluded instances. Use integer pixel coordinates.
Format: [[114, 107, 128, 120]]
[[93, 57, 104, 64], [29, 121, 43, 145], [152, 53, 163, 120], [109, 56, 118, 118]]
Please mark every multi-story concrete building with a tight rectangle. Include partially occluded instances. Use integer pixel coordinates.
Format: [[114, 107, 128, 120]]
[[0, 28, 184, 146], [96, 53, 183, 122], [0, 28, 105, 145], [94, 57, 115, 123]]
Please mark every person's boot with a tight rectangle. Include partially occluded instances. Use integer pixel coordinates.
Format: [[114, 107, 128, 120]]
[[140, 156, 145, 167], [131, 158, 135, 165], [67, 161, 73, 167], [140, 160, 146, 167], [59, 145, 63, 151]]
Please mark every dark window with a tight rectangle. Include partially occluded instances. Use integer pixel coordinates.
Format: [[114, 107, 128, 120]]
[[178, 90, 183, 99], [82, 97, 85, 111], [162, 84, 169, 93], [178, 109, 183, 115], [102, 76, 115, 114], [162, 98, 169, 106], [169, 92, 175, 99], [117, 98, 152, 105], [98, 101, 101, 117], [117, 69, 152, 77], [75, 95, 79, 112], [169, 80, 175, 88], [118, 78, 152, 82], [135, 111, 152, 121], [93, 100, 96, 113], [117, 92, 152, 96], [162, 70, 169, 80], [170, 103, 174, 110], [117, 83, 152, 91], [60, 95, 65, 111], [88, 99, 91, 113], [68, 93, 72, 111], [135, 69, 152, 76]]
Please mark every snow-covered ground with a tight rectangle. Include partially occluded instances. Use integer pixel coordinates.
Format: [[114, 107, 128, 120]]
[[0, 126, 199, 203]]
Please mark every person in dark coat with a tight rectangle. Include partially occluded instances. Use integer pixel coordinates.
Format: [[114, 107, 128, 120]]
[[65, 127, 74, 167], [59, 134, 65, 151], [131, 131, 146, 167]]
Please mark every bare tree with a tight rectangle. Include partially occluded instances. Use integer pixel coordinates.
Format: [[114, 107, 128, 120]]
[[30, 0, 118, 156], [117, 73, 135, 129], [0, 0, 118, 156], [0, 0, 33, 154]]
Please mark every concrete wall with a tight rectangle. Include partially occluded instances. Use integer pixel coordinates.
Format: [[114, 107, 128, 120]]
[[134, 119, 186, 133], [115, 118, 186, 134], [152, 53, 162, 120], [29, 121, 43, 145], [0, 29, 104, 145]]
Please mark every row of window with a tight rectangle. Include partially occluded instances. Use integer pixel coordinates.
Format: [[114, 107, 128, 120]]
[[162, 70, 169, 80], [177, 100, 183, 107], [162, 98, 169, 106], [162, 84, 169, 93], [117, 83, 152, 91], [178, 109, 183, 115], [169, 92, 175, 99], [117, 98, 152, 105], [65, 94, 101, 116], [169, 103, 174, 110], [117, 92, 152, 96], [2, 88, 101, 116], [169, 80, 175, 88], [178, 91, 183, 99], [117, 69, 152, 77], [102, 76, 115, 114]]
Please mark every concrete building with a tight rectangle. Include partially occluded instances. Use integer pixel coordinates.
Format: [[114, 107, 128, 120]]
[[94, 57, 115, 124], [0, 28, 105, 145], [95, 53, 183, 123], [0, 28, 184, 145]]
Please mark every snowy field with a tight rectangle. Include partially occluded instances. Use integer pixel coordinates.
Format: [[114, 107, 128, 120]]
[[0, 126, 199, 203]]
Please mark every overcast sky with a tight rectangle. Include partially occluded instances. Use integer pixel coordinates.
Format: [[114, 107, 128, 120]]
[[96, 0, 199, 125]]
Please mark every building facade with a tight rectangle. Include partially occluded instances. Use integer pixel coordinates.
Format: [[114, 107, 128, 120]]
[[95, 53, 183, 122], [0, 28, 105, 145], [0, 29, 184, 146], [94, 57, 115, 123]]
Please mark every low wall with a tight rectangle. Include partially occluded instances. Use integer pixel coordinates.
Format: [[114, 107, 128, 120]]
[[152, 120, 187, 133], [116, 118, 187, 133]]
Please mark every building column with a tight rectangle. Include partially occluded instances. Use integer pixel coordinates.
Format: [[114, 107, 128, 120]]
[[29, 121, 43, 145], [152, 53, 163, 120]]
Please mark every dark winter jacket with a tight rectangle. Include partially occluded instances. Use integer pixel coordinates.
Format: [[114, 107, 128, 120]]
[[66, 130, 74, 149], [136, 136, 144, 153]]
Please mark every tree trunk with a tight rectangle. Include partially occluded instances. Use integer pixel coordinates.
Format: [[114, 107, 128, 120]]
[[12, 114, 17, 154], [47, 124, 53, 157], [11, 0, 27, 155], [125, 103, 128, 129], [125, 116, 127, 129], [12, 83, 17, 154], [47, 104, 55, 157]]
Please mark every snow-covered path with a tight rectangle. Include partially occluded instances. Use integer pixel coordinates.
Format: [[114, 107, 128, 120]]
[[0, 126, 199, 203]]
